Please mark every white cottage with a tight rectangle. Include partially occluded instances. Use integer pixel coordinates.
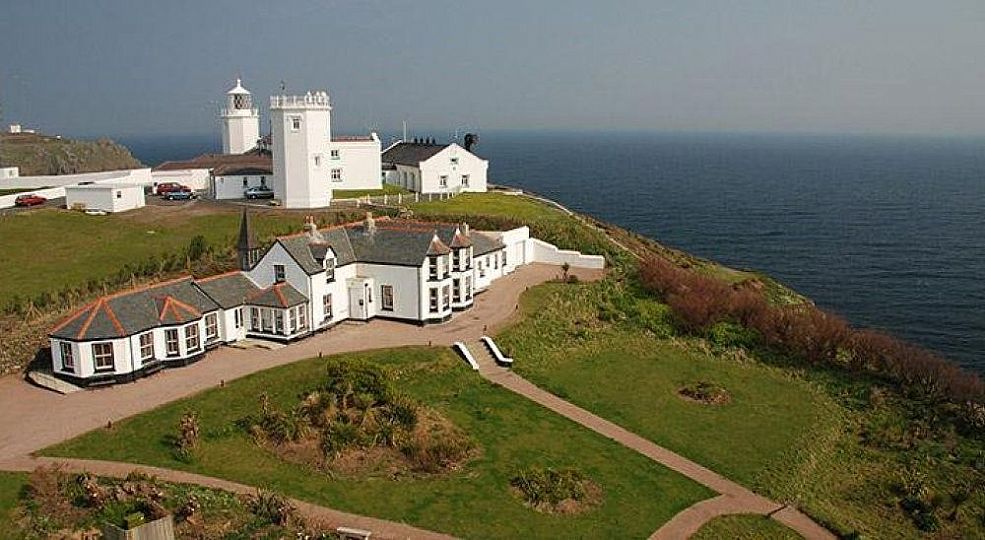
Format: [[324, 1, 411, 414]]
[[382, 141, 488, 194], [49, 210, 603, 386]]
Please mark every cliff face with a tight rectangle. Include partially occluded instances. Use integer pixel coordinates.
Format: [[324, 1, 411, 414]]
[[0, 132, 143, 175]]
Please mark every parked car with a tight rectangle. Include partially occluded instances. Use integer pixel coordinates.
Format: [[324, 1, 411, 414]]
[[14, 194, 47, 207], [163, 190, 196, 201], [244, 186, 275, 199], [156, 182, 190, 195]]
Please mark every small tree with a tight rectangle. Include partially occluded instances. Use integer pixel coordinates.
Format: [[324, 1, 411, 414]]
[[561, 262, 570, 281]]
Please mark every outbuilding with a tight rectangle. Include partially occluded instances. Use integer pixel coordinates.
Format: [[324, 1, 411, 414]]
[[65, 183, 146, 213]]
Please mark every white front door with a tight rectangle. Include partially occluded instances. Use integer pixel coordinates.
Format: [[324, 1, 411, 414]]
[[349, 284, 368, 320]]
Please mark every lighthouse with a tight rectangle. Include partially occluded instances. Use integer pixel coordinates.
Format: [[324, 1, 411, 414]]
[[220, 78, 260, 154]]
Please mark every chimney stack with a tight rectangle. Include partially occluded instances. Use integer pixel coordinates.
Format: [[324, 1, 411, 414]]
[[365, 211, 376, 234], [462, 222, 470, 237]]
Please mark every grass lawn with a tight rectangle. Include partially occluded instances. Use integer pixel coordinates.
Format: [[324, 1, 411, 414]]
[[692, 514, 802, 540], [0, 187, 46, 196], [0, 206, 324, 305], [333, 184, 409, 198], [44, 347, 712, 539], [498, 283, 834, 491], [0, 472, 27, 538]]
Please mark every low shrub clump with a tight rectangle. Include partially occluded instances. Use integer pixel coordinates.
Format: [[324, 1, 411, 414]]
[[246, 357, 476, 476], [510, 466, 601, 514], [678, 381, 731, 405], [639, 256, 985, 406], [12, 465, 321, 538]]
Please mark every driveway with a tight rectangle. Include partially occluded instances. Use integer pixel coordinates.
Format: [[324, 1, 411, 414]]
[[0, 263, 600, 459]]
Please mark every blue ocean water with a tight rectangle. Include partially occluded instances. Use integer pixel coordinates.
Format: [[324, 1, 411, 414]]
[[117, 131, 985, 373]]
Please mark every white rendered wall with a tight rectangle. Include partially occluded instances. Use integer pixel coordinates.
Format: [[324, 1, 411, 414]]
[[271, 94, 332, 208], [213, 173, 270, 199], [65, 185, 145, 213], [222, 114, 260, 154], [354, 263, 421, 321], [418, 144, 488, 194], [526, 238, 606, 269], [0, 168, 151, 189], [151, 169, 210, 192], [330, 137, 382, 191], [0, 167, 18, 180]]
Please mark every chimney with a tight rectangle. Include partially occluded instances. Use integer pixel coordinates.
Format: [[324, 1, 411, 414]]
[[462, 222, 470, 237], [302, 215, 317, 233], [364, 211, 376, 234]]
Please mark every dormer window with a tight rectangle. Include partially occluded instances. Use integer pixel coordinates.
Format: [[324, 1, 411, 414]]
[[452, 250, 460, 270], [325, 257, 336, 282]]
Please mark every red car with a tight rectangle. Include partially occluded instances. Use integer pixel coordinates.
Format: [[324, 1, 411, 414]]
[[156, 182, 190, 195], [14, 194, 46, 207]]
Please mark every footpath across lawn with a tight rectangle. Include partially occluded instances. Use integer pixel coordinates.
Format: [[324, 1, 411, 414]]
[[44, 347, 711, 539]]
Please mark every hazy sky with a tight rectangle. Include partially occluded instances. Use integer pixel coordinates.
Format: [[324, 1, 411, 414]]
[[1, 1, 984, 137]]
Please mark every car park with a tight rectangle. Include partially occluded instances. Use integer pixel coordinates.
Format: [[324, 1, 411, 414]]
[[244, 186, 275, 199]]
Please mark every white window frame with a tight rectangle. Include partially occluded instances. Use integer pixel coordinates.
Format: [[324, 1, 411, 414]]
[[330, 149, 340, 160], [381, 285, 394, 311], [205, 313, 218, 342], [331, 168, 342, 182], [322, 294, 333, 322], [165, 328, 180, 357], [461, 174, 469, 187], [274, 310, 284, 334], [297, 306, 307, 330], [92, 342, 114, 372], [59, 342, 74, 371], [439, 175, 448, 188], [290, 116, 301, 132], [185, 324, 200, 353], [442, 284, 451, 310], [139, 332, 154, 361], [288, 309, 297, 333], [429, 288, 439, 313]]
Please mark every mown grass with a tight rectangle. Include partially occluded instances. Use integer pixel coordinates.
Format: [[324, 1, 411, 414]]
[[692, 514, 802, 540], [44, 347, 711, 539], [0, 207, 322, 305], [333, 184, 409, 198], [0, 472, 27, 539], [495, 278, 985, 538]]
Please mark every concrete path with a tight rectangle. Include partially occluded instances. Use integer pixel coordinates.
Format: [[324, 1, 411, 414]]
[[473, 350, 834, 540], [0, 455, 454, 540]]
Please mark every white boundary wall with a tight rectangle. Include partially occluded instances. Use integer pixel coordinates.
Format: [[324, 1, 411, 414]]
[[526, 238, 606, 269], [0, 168, 152, 209]]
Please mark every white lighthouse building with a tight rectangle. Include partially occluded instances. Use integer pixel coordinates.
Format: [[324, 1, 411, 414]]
[[220, 79, 260, 154], [270, 91, 333, 208]]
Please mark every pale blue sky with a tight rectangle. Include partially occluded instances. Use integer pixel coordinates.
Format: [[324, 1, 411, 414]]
[[1, 1, 983, 137]]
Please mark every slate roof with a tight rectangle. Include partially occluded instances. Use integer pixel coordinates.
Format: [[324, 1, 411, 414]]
[[247, 282, 307, 308], [153, 153, 272, 172], [275, 218, 504, 271], [195, 272, 262, 309], [381, 142, 448, 167], [50, 277, 220, 340]]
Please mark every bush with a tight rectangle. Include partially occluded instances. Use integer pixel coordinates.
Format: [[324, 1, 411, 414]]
[[174, 411, 200, 461], [510, 466, 593, 512]]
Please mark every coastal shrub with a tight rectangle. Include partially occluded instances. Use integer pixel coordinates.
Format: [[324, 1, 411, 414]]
[[173, 411, 200, 461], [510, 466, 600, 514], [638, 256, 985, 405]]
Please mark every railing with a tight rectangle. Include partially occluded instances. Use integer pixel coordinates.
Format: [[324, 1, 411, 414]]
[[220, 107, 259, 117], [481, 336, 513, 367], [452, 342, 480, 371], [330, 190, 461, 208]]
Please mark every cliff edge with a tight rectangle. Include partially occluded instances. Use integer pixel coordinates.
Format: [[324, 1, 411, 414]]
[[0, 132, 143, 175]]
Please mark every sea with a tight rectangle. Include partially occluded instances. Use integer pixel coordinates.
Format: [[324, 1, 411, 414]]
[[116, 131, 985, 374]]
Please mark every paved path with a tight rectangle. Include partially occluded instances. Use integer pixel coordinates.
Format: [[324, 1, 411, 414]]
[[0, 455, 453, 540], [0, 263, 599, 540], [473, 349, 834, 540]]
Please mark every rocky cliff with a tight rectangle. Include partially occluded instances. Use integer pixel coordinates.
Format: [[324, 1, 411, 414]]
[[0, 132, 143, 175]]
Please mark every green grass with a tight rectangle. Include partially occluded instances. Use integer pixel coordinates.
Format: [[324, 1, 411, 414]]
[[0, 207, 308, 305], [333, 184, 409, 198], [0, 472, 27, 538], [44, 347, 712, 539], [692, 514, 802, 540]]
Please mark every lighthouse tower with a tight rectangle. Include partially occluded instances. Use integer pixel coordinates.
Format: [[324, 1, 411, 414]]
[[270, 91, 332, 208], [220, 79, 260, 154]]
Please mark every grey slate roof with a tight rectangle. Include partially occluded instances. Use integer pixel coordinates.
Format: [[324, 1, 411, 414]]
[[471, 231, 504, 255], [381, 142, 448, 167], [195, 272, 262, 309], [247, 282, 307, 308], [50, 277, 219, 341]]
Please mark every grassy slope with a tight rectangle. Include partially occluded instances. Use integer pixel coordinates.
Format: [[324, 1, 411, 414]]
[[44, 347, 711, 539], [693, 514, 802, 540], [0, 207, 308, 305], [0, 472, 27, 539], [333, 184, 409, 198]]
